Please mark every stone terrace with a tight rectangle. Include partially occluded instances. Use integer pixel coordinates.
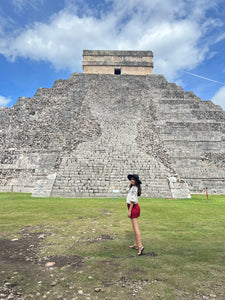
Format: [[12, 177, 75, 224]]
[[0, 73, 224, 198]]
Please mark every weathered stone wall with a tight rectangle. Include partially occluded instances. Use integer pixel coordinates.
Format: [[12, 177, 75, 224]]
[[83, 50, 153, 75], [83, 65, 153, 75], [1, 73, 225, 198], [0, 75, 101, 194]]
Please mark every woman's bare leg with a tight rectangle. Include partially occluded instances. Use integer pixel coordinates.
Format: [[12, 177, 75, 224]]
[[130, 219, 138, 247], [131, 218, 142, 248]]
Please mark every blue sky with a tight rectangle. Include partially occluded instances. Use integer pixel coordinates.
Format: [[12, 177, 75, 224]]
[[0, 0, 225, 110]]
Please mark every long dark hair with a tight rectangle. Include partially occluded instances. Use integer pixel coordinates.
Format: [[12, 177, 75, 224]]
[[129, 180, 142, 196]]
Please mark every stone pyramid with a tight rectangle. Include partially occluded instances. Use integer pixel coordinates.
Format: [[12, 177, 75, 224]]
[[0, 55, 225, 198]]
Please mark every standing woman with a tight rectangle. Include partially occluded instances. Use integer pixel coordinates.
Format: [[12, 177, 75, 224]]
[[127, 174, 144, 256]]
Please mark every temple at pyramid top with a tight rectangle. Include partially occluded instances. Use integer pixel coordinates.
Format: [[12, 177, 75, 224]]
[[82, 50, 153, 75]]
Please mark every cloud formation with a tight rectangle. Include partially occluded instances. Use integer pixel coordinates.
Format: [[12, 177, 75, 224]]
[[0, 95, 12, 106], [212, 86, 225, 110], [11, 0, 44, 11], [0, 0, 224, 109], [0, 0, 222, 79]]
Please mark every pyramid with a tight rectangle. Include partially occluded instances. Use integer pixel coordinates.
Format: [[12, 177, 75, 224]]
[[0, 51, 225, 198]]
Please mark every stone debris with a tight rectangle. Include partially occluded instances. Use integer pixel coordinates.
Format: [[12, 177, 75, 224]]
[[45, 262, 56, 267], [0, 283, 24, 300], [38, 234, 45, 239]]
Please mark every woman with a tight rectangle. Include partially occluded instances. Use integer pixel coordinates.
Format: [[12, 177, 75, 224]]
[[127, 174, 144, 256]]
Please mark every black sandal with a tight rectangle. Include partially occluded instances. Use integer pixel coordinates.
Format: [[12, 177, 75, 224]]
[[137, 246, 144, 256]]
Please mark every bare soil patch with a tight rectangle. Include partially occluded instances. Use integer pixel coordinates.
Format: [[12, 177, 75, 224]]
[[0, 227, 158, 299], [0, 228, 85, 299]]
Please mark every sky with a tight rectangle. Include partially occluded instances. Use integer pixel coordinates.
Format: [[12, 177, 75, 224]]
[[0, 0, 225, 110]]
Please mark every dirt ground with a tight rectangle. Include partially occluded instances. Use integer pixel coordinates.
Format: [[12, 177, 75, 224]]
[[0, 227, 157, 300], [0, 227, 87, 299]]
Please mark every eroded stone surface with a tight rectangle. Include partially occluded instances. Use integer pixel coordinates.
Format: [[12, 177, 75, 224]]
[[1, 73, 225, 198]]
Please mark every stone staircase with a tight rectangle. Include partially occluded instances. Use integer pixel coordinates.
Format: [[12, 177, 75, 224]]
[[51, 75, 184, 198], [1, 72, 224, 197], [147, 79, 225, 194]]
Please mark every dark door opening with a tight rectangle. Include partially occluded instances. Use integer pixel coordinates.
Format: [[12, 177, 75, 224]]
[[114, 68, 121, 75]]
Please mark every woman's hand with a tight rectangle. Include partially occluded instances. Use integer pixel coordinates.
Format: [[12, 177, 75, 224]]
[[128, 202, 133, 218]]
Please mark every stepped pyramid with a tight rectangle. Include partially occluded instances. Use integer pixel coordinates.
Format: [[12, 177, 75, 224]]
[[0, 50, 225, 198]]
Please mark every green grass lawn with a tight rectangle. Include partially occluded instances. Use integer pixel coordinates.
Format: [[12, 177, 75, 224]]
[[0, 193, 225, 299]]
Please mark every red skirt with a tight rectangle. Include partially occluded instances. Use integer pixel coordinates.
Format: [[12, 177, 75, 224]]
[[127, 203, 140, 218]]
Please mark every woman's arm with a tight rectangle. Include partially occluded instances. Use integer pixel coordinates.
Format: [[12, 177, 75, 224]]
[[128, 202, 133, 217]]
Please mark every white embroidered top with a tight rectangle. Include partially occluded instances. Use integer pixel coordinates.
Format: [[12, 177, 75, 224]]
[[126, 186, 138, 204]]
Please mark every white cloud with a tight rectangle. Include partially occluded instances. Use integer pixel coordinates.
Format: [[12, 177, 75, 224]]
[[214, 32, 225, 43], [0, 0, 223, 80], [11, 0, 44, 11], [212, 86, 225, 110], [0, 10, 118, 71], [135, 20, 206, 79], [0, 96, 12, 106]]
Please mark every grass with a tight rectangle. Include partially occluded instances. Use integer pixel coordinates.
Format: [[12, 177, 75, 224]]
[[0, 193, 225, 299]]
